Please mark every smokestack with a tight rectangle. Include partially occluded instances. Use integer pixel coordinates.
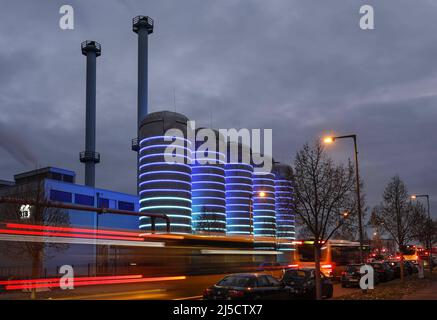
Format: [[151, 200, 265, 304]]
[[80, 40, 101, 187], [132, 16, 154, 194], [133, 15, 154, 129]]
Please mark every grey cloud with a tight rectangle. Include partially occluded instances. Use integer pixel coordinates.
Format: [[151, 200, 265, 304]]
[[1, 0, 437, 217]]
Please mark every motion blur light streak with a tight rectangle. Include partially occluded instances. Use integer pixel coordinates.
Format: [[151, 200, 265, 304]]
[[200, 249, 281, 255], [4, 275, 187, 290], [0, 274, 142, 285], [0, 234, 165, 248], [5, 223, 143, 237], [138, 234, 184, 240], [0, 228, 145, 242]]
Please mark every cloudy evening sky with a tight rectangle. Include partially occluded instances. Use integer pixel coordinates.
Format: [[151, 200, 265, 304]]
[[1, 0, 437, 218]]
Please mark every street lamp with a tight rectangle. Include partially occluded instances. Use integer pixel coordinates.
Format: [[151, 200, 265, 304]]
[[323, 137, 334, 144], [411, 194, 433, 274], [338, 211, 350, 228], [324, 134, 365, 264]]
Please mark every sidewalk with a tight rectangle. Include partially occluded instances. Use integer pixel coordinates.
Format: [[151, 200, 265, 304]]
[[402, 281, 437, 300]]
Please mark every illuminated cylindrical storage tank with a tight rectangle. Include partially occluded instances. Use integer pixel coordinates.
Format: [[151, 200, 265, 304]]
[[192, 129, 226, 234], [225, 142, 254, 235], [138, 111, 192, 234], [252, 172, 276, 239], [273, 163, 295, 251]]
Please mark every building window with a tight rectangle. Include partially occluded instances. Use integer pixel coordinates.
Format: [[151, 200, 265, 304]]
[[75, 194, 94, 206], [98, 197, 110, 208], [118, 201, 135, 211], [63, 175, 74, 183], [51, 173, 62, 181], [50, 190, 72, 203]]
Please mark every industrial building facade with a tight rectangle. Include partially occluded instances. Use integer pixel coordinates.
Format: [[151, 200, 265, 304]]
[[137, 111, 296, 250], [0, 161, 295, 252]]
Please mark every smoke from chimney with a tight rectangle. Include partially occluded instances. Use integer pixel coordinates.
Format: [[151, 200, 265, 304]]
[[0, 121, 37, 166]]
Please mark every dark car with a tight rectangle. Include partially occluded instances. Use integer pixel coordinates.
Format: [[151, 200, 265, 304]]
[[340, 264, 379, 288], [203, 273, 292, 300], [257, 262, 285, 279], [386, 261, 400, 278], [386, 261, 413, 278], [405, 260, 418, 273], [370, 262, 395, 282], [282, 268, 333, 299], [404, 260, 416, 275]]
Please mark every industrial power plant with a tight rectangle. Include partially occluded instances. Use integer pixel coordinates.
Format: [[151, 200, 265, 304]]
[[130, 16, 295, 249], [0, 15, 295, 252]]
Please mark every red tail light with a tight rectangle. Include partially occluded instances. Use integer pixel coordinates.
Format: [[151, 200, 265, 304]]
[[341, 271, 346, 276], [203, 288, 213, 296], [228, 290, 244, 298]]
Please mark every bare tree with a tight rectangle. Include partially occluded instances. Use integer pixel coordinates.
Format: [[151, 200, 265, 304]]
[[333, 179, 368, 241], [293, 141, 356, 299], [412, 213, 437, 256], [372, 176, 424, 281], [0, 179, 70, 299]]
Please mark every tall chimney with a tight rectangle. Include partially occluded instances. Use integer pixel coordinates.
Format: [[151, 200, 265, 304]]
[[80, 40, 101, 187], [133, 15, 154, 129], [132, 16, 154, 194]]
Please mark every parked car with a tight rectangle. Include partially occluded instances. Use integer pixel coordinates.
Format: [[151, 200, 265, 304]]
[[386, 261, 400, 278], [257, 262, 286, 279], [404, 260, 418, 274], [387, 260, 414, 278], [203, 273, 292, 300], [282, 268, 333, 299], [370, 262, 395, 282], [340, 264, 379, 288]]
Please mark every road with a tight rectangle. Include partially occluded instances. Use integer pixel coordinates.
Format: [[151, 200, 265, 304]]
[[0, 273, 359, 300]]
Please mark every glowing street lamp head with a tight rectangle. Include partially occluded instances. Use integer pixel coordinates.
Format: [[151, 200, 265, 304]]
[[342, 211, 349, 218], [323, 136, 334, 144], [411, 195, 417, 200]]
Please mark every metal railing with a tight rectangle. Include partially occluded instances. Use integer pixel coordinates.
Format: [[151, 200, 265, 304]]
[[131, 138, 139, 152], [81, 40, 102, 56], [132, 15, 154, 33], [79, 151, 101, 164]]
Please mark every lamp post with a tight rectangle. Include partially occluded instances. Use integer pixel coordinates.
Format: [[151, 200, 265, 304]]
[[324, 134, 365, 264], [411, 194, 433, 274]]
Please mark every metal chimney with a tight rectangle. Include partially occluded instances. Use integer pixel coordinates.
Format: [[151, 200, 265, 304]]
[[80, 40, 101, 187], [132, 16, 154, 194], [133, 15, 154, 130]]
